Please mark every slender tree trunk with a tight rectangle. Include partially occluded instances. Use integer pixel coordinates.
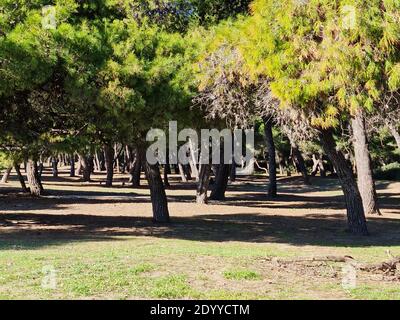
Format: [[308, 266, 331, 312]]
[[387, 121, 400, 150], [196, 164, 211, 204], [163, 165, 170, 188], [319, 129, 369, 235], [351, 111, 380, 215], [183, 164, 192, 181], [130, 147, 143, 187], [230, 160, 236, 182], [80, 155, 91, 182], [1, 167, 12, 184], [264, 117, 277, 197], [14, 164, 28, 193], [145, 161, 170, 223], [178, 163, 188, 182], [188, 138, 199, 181], [104, 144, 114, 187], [26, 160, 42, 196], [291, 144, 310, 184], [70, 155, 75, 177], [319, 156, 326, 177], [94, 151, 101, 172], [114, 144, 120, 174], [51, 157, 58, 178], [209, 164, 230, 200]]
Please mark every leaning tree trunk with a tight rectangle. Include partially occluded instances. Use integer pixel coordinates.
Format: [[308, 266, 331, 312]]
[[14, 163, 28, 193], [145, 161, 170, 223], [130, 147, 143, 187], [387, 121, 400, 151], [319, 129, 369, 235], [196, 164, 211, 204], [209, 164, 230, 201], [1, 167, 12, 184], [26, 160, 43, 196], [104, 144, 114, 187], [178, 163, 188, 182], [351, 111, 381, 215], [291, 144, 310, 184], [263, 117, 277, 197]]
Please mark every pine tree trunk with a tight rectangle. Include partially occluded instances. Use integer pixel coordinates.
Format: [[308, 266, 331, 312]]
[[291, 144, 310, 184], [51, 157, 58, 178], [196, 164, 211, 204], [26, 160, 42, 196], [163, 165, 170, 188], [145, 161, 170, 223], [351, 111, 380, 215], [230, 156, 236, 182], [70, 155, 75, 177], [14, 164, 28, 193], [130, 147, 143, 187], [80, 155, 91, 182], [264, 117, 277, 197], [319, 129, 369, 235], [1, 167, 12, 184], [104, 144, 114, 187], [178, 163, 188, 182], [209, 164, 230, 200]]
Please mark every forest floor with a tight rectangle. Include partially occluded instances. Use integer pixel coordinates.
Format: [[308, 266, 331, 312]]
[[0, 168, 400, 300]]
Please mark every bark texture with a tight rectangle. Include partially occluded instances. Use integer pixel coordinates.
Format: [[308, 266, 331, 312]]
[[145, 161, 170, 223], [319, 129, 369, 235], [104, 144, 114, 187], [264, 117, 277, 197], [209, 164, 230, 200], [351, 111, 380, 215], [26, 160, 43, 196], [1, 167, 12, 184], [15, 164, 28, 193], [196, 164, 211, 204]]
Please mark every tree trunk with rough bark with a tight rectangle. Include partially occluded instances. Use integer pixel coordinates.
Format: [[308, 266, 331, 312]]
[[14, 163, 28, 193], [145, 161, 170, 223], [291, 144, 310, 184], [196, 164, 211, 204], [104, 144, 114, 187], [163, 165, 170, 188], [51, 157, 58, 178], [319, 129, 369, 235], [130, 147, 143, 187], [209, 164, 230, 200], [264, 117, 277, 197], [70, 155, 75, 177], [80, 155, 92, 182], [352, 111, 380, 215], [1, 167, 12, 184], [26, 160, 43, 196]]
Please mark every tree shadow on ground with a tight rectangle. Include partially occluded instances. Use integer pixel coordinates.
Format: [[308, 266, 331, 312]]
[[1, 212, 400, 250]]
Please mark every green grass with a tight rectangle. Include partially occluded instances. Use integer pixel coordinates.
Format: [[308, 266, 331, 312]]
[[223, 269, 262, 281], [1, 236, 400, 300]]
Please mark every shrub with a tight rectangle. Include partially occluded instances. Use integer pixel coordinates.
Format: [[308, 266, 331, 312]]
[[374, 162, 400, 181]]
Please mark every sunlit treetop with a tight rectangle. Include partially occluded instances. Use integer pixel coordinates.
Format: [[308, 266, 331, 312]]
[[239, 0, 400, 129]]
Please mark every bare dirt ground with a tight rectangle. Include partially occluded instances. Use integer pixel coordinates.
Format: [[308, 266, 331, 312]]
[[1, 168, 399, 244], [0, 168, 400, 299]]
